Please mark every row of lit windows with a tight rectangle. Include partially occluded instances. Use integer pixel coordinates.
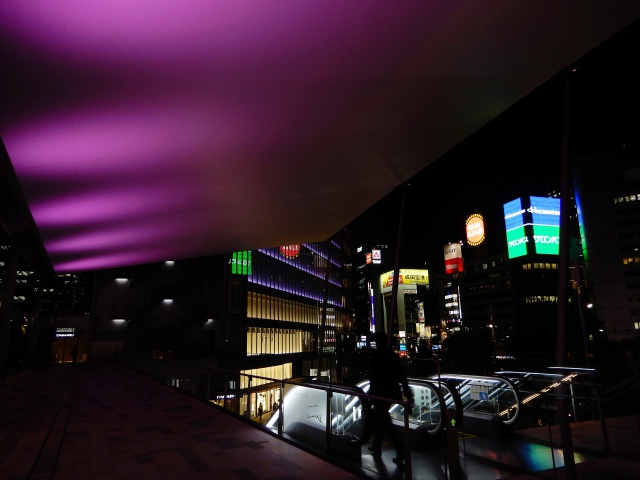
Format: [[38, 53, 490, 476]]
[[524, 296, 558, 304], [246, 327, 316, 356], [468, 261, 505, 273], [240, 362, 292, 389], [481, 262, 498, 270], [466, 281, 510, 292], [247, 291, 343, 327], [623, 257, 640, 265], [521, 263, 558, 270], [614, 195, 640, 204]]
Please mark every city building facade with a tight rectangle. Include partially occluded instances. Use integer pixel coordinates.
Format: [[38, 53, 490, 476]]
[[90, 235, 354, 417]]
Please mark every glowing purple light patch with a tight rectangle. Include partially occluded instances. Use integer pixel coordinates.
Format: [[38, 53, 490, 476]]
[[4, 101, 245, 172], [1, 1, 637, 275]]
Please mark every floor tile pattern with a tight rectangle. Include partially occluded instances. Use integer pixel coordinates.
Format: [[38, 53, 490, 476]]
[[1, 363, 639, 480], [0, 364, 360, 480]]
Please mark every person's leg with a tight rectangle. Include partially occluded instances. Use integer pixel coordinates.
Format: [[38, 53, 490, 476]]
[[368, 402, 385, 454], [386, 419, 405, 462]]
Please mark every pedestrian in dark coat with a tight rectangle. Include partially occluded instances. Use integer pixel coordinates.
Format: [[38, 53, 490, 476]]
[[367, 331, 413, 464]]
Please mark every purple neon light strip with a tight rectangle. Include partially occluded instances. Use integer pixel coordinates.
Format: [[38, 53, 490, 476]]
[[257, 246, 341, 287], [248, 276, 342, 307], [303, 243, 342, 269]]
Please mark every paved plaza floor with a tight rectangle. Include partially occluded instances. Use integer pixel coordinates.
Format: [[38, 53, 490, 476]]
[[1, 363, 638, 480]]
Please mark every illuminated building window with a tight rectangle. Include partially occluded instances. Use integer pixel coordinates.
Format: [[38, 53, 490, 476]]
[[525, 296, 558, 304], [634, 322, 640, 330], [240, 363, 292, 389], [246, 328, 316, 356], [246, 291, 345, 328]]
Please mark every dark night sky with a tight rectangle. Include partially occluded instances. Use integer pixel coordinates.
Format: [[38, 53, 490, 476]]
[[349, 19, 640, 272]]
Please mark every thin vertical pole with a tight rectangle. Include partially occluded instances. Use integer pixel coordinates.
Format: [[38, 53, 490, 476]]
[[387, 186, 406, 345], [403, 402, 412, 480], [555, 68, 577, 479], [318, 240, 332, 378]]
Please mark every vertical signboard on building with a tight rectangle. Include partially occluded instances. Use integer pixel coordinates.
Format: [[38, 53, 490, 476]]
[[530, 196, 561, 255], [231, 251, 252, 275], [444, 243, 463, 275], [503, 198, 528, 259]]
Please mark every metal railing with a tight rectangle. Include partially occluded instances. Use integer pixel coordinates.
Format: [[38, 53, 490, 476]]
[[124, 357, 640, 479], [124, 357, 451, 480]]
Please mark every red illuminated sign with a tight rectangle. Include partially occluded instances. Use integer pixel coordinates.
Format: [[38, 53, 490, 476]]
[[280, 244, 301, 258]]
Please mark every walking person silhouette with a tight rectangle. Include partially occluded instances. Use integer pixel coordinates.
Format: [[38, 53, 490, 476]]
[[366, 331, 413, 465]]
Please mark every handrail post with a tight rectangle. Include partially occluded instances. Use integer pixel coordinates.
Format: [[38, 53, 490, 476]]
[[207, 367, 211, 402], [247, 375, 252, 418], [569, 380, 577, 422], [224, 371, 229, 411], [403, 401, 412, 480], [326, 389, 333, 455], [278, 381, 284, 436], [595, 389, 611, 454], [445, 408, 462, 479]]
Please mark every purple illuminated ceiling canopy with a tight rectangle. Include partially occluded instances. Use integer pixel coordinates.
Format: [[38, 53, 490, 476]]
[[0, 2, 639, 274]]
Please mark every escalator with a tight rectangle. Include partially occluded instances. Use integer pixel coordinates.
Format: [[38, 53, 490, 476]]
[[429, 373, 522, 435], [265, 377, 457, 455], [496, 369, 593, 426]]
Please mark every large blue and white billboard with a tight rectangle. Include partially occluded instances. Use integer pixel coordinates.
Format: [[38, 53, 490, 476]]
[[503, 196, 561, 258]]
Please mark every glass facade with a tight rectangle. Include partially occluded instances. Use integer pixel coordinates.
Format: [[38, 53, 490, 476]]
[[238, 238, 352, 377]]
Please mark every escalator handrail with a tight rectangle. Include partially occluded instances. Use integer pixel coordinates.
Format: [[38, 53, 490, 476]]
[[409, 377, 464, 428], [355, 378, 448, 436], [429, 372, 522, 426]]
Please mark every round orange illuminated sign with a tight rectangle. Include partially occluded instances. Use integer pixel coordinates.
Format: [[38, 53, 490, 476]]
[[466, 214, 485, 246]]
